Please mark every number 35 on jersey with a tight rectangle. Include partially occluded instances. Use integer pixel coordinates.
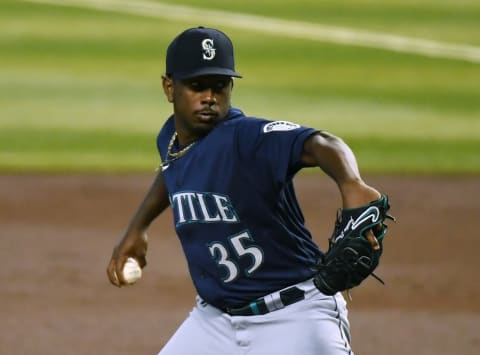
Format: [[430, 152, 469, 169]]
[[208, 232, 264, 283]]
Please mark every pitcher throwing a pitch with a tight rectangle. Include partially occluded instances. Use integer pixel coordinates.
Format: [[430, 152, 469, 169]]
[[107, 26, 394, 355]]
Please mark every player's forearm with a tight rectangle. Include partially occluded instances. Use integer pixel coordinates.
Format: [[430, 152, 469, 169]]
[[126, 171, 170, 233], [303, 132, 380, 207]]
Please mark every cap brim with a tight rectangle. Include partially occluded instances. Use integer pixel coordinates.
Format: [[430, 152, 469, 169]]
[[173, 67, 242, 80]]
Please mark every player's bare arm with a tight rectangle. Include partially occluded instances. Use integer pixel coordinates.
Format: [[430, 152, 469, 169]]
[[107, 171, 170, 287], [302, 131, 383, 249], [302, 131, 381, 206]]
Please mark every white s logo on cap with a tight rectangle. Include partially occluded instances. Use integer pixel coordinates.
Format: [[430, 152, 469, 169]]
[[202, 39, 216, 60]]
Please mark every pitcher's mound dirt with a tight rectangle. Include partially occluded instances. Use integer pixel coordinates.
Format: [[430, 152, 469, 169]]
[[1, 173, 478, 354]]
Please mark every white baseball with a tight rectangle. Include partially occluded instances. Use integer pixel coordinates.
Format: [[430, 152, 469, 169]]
[[122, 257, 142, 284]]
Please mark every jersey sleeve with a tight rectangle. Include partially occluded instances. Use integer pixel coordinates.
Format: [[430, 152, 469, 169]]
[[235, 118, 318, 184]]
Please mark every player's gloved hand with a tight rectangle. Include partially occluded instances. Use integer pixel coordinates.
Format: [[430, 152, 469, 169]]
[[107, 231, 148, 287], [314, 195, 395, 296]]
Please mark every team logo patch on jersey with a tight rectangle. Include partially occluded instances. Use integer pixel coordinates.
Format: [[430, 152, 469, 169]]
[[263, 121, 301, 133]]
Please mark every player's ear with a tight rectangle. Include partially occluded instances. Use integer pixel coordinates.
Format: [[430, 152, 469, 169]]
[[162, 75, 174, 103]]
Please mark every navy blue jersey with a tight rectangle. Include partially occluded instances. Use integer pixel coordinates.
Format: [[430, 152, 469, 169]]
[[157, 108, 323, 309]]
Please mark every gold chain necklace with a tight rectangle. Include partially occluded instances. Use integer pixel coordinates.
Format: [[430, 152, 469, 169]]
[[166, 132, 195, 159]]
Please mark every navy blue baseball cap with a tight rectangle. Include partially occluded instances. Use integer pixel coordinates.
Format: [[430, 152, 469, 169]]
[[166, 26, 242, 80]]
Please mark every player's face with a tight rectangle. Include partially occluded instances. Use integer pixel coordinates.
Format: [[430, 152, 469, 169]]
[[163, 75, 233, 144]]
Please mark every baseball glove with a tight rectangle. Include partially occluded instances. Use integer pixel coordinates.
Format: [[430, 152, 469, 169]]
[[314, 195, 395, 296]]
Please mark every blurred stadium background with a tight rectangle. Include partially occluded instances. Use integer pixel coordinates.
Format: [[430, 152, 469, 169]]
[[1, 0, 479, 173], [2, 2, 480, 355]]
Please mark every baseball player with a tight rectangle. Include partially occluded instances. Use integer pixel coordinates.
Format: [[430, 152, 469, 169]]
[[107, 26, 393, 355]]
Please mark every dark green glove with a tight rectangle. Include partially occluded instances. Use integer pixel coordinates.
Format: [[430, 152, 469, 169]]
[[314, 195, 395, 295]]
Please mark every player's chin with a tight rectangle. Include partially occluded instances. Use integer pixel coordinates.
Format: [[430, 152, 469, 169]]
[[190, 121, 216, 137], [193, 114, 222, 132]]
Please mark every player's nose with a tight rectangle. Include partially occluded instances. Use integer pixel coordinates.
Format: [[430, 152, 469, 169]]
[[200, 88, 217, 105]]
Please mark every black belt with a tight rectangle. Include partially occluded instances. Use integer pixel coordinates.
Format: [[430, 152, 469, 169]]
[[225, 285, 306, 316]]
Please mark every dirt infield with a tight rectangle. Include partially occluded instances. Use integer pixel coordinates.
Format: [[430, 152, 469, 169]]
[[1, 173, 479, 354]]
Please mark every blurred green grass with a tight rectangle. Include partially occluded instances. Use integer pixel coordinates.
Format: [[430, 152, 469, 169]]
[[1, 0, 479, 173]]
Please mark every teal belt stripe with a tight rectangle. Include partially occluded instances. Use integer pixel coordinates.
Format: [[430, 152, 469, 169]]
[[249, 302, 260, 315]]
